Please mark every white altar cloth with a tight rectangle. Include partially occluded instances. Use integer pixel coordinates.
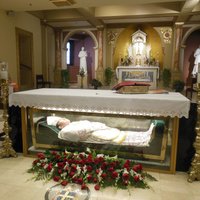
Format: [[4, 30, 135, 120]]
[[9, 88, 190, 118]]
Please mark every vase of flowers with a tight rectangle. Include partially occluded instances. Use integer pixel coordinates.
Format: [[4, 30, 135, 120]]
[[79, 68, 85, 88], [121, 55, 132, 66]]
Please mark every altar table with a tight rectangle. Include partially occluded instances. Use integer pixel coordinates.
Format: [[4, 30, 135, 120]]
[[9, 88, 189, 118], [9, 88, 190, 173]]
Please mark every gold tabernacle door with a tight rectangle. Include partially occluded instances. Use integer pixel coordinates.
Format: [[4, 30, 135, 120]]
[[28, 108, 172, 172]]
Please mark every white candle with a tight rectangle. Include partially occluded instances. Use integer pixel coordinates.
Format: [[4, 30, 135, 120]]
[[0, 70, 8, 80], [0, 62, 8, 80]]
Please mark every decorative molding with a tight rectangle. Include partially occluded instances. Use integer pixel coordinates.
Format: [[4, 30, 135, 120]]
[[107, 31, 118, 45], [0, 78, 17, 158], [160, 28, 172, 44]]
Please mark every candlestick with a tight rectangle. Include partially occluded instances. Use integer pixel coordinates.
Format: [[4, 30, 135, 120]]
[[0, 62, 17, 158], [0, 62, 8, 80], [0, 71, 8, 80]]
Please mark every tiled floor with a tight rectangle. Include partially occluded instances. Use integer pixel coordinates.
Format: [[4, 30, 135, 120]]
[[0, 155, 199, 200]]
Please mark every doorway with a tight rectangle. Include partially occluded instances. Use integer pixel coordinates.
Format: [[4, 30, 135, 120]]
[[16, 28, 34, 90]]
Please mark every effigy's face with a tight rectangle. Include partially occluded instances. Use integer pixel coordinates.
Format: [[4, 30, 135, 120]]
[[57, 118, 71, 129]]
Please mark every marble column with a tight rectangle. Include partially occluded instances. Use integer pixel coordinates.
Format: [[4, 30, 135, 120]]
[[107, 30, 119, 68], [96, 28, 104, 82], [54, 29, 62, 86], [172, 23, 183, 80], [41, 23, 48, 80]]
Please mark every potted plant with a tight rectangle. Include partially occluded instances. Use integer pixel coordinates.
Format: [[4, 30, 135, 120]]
[[61, 69, 69, 88], [91, 79, 102, 89], [172, 80, 185, 92], [162, 68, 171, 88], [104, 67, 114, 86]]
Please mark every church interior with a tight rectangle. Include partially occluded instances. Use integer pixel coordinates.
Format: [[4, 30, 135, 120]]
[[0, 0, 200, 199]]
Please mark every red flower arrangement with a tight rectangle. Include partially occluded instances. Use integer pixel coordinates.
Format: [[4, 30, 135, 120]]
[[28, 148, 156, 190]]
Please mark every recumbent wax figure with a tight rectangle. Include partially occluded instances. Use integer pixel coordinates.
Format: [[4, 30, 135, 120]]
[[46, 116, 156, 147]]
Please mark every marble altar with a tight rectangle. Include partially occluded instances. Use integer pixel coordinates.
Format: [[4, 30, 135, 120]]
[[116, 66, 159, 89]]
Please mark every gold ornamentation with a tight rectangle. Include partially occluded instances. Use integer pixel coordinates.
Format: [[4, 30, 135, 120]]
[[0, 80, 17, 158], [188, 83, 200, 182], [160, 28, 172, 44], [107, 31, 118, 45]]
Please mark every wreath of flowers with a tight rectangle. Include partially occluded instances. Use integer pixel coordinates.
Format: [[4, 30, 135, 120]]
[[28, 148, 156, 191]]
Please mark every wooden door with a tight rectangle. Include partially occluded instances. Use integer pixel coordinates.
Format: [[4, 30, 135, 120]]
[[16, 28, 34, 90]]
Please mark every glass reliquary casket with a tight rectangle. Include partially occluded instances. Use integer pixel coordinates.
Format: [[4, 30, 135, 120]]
[[9, 88, 190, 173]]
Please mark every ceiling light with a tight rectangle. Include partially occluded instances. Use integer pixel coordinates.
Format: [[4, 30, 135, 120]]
[[175, 22, 184, 25], [49, 0, 76, 7]]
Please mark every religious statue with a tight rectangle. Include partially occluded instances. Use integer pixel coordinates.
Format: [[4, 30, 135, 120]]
[[46, 116, 155, 146], [146, 44, 152, 60], [78, 46, 87, 74], [125, 30, 153, 66], [192, 45, 200, 77], [128, 44, 133, 59]]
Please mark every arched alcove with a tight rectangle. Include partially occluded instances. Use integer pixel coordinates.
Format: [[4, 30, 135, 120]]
[[113, 25, 163, 69], [181, 26, 200, 86], [63, 30, 98, 83]]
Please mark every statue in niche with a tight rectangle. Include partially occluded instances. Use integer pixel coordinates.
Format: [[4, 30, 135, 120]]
[[78, 46, 87, 75], [126, 30, 153, 66], [192, 45, 200, 77]]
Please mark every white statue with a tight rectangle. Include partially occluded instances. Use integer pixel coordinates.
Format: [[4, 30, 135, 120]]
[[46, 116, 155, 146], [126, 30, 152, 66], [128, 44, 133, 58], [192, 45, 200, 77], [78, 46, 87, 74], [146, 44, 151, 59]]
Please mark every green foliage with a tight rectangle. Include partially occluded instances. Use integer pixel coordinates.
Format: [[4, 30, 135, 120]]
[[104, 67, 114, 86], [79, 68, 85, 77], [162, 68, 171, 88], [27, 148, 156, 191], [146, 56, 157, 66], [91, 79, 102, 89], [172, 80, 185, 92], [61, 69, 69, 88]]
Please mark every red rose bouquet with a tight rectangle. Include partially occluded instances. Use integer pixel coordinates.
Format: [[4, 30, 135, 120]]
[[28, 148, 156, 190]]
